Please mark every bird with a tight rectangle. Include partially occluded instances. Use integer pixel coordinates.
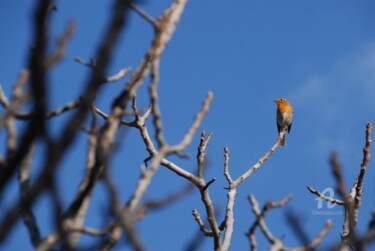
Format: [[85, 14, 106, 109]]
[[274, 98, 293, 146]]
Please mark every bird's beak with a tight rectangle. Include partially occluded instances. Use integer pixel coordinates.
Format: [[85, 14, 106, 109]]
[[273, 100, 277, 103]]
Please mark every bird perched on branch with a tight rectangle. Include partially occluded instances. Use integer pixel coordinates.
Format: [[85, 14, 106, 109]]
[[274, 98, 293, 146]]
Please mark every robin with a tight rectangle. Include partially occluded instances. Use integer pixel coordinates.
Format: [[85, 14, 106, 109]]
[[274, 98, 293, 146]]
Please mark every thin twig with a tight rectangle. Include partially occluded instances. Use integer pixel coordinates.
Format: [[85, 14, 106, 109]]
[[223, 146, 232, 184], [247, 195, 292, 250], [248, 195, 278, 245], [330, 152, 353, 251], [197, 131, 213, 179], [202, 178, 216, 192], [17, 146, 41, 247], [353, 121, 372, 223], [331, 152, 348, 201], [233, 129, 287, 187], [306, 186, 345, 206], [192, 209, 214, 237], [44, 20, 76, 69], [130, 3, 158, 27], [149, 58, 167, 147], [70, 222, 117, 236], [94, 106, 134, 127], [74, 57, 95, 67], [171, 92, 213, 152], [135, 181, 195, 222], [290, 220, 333, 251], [106, 67, 131, 82]]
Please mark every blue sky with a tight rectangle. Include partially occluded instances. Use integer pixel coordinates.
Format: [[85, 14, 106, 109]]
[[1, 0, 375, 250]]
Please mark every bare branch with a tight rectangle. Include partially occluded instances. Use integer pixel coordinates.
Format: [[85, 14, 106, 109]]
[[106, 67, 131, 82], [197, 131, 213, 179], [130, 3, 158, 27], [330, 152, 354, 251], [36, 231, 60, 251], [306, 186, 344, 205], [247, 195, 292, 250], [172, 92, 213, 152], [331, 152, 348, 201], [192, 209, 214, 237], [248, 194, 330, 251], [44, 20, 76, 69], [353, 121, 372, 223], [149, 59, 167, 147], [94, 106, 135, 127], [291, 220, 333, 251], [74, 57, 95, 67], [1, 97, 81, 120], [202, 178, 216, 192], [17, 146, 41, 247], [248, 195, 278, 245], [145, 183, 194, 208], [223, 146, 232, 184], [70, 222, 117, 236], [0, 70, 30, 118], [233, 129, 287, 187]]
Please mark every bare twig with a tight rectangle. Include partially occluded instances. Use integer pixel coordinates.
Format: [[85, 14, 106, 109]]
[[353, 121, 372, 223], [17, 146, 41, 247], [74, 57, 95, 67], [290, 220, 333, 251], [233, 129, 287, 188], [0, 70, 30, 125], [248, 194, 331, 251], [331, 152, 348, 201], [58, 110, 99, 247], [330, 152, 354, 251], [223, 146, 232, 184], [285, 209, 311, 247], [192, 209, 214, 236], [306, 186, 345, 205], [130, 3, 158, 27], [44, 20, 76, 69], [135, 181, 195, 221], [94, 106, 134, 127], [70, 222, 117, 236], [106, 67, 131, 82], [2, 97, 81, 120], [149, 59, 167, 147], [202, 178, 216, 192], [197, 131, 213, 179], [247, 195, 292, 251], [171, 92, 213, 153], [248, 195, 279, 245]]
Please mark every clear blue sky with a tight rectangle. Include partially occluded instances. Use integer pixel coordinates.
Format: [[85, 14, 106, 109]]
[[1, 0, 375, 250]]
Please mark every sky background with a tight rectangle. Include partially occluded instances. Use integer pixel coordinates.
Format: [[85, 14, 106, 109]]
[[1, 0, 375, 250]]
